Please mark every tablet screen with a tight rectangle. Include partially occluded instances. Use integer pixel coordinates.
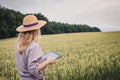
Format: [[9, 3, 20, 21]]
[[43, 51, 61, 60]]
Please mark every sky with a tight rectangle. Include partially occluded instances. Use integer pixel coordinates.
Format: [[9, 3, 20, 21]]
[[0, 0, 120, 32]]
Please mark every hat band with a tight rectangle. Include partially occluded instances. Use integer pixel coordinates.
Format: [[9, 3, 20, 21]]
[[24, 22, 38, 27]]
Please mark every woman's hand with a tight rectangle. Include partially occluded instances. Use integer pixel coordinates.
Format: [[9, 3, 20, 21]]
[[45, 56, 56, 64], [37, 57, 56, 71]]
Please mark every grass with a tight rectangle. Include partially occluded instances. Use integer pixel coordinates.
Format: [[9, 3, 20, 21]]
[[0, 32, 120, 80]]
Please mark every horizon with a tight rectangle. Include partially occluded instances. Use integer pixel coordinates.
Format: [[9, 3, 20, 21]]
[[0, 0, 120, 32]]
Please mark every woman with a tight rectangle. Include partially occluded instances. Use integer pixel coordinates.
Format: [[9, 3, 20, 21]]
[[15, 15, 56, 80]]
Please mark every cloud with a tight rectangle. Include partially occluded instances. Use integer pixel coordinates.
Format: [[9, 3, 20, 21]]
[[0, 0, 120, 31]]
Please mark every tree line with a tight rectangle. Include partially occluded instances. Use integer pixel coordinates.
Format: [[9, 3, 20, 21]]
[[0, 6, 101, 39]]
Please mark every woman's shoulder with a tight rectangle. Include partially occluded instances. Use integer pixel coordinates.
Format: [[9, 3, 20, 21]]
[[28, 41, 39, 50]]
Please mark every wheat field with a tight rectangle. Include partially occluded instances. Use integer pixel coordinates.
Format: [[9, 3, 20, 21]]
[[0, 32, 120, 80]]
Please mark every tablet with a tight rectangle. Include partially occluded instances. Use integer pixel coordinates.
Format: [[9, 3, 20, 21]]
[[43, 51, 61, 60]]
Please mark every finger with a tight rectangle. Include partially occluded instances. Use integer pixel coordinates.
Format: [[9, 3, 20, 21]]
[[48, 56, 52, 58], [53, 57, 57, 60]]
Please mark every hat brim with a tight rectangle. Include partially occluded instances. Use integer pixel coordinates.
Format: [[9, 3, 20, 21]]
[[16, 20, 46, 32]]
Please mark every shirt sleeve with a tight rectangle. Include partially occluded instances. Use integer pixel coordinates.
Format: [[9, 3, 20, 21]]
[[27, 45, 44, 79]]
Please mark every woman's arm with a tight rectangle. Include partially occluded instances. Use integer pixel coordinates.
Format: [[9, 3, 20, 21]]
[[37, 57, 56, 71], [27, 43, 56, 78]]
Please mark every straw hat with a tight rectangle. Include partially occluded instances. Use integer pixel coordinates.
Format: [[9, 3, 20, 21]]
[[16, 15, 47, 32]]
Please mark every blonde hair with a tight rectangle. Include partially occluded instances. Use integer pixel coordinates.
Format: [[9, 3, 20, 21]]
[[18, 29, 40, 54]]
